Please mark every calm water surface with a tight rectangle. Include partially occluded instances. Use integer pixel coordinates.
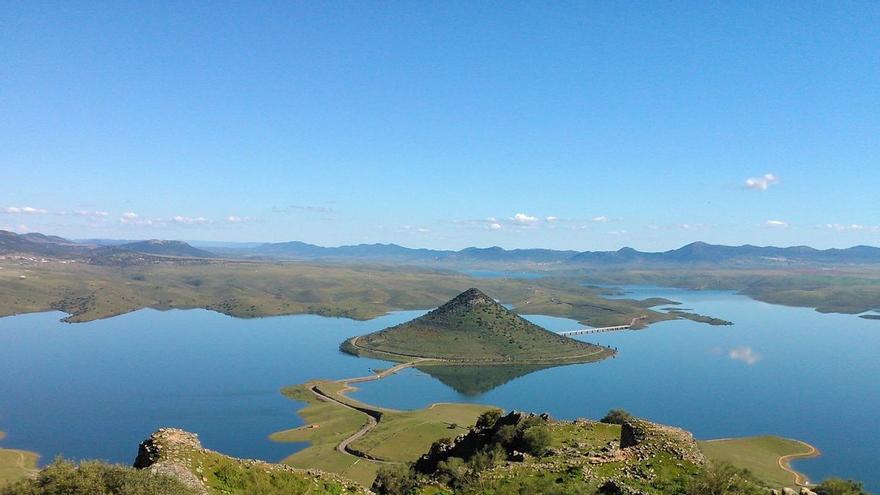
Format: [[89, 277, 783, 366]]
[[0, 287, 877, 490]]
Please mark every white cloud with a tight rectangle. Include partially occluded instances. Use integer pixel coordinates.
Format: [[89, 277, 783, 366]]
[[400, 225, 431, 233], [745, 173, 780, 191], [226, 215, 255, 223], [3, 206, 48, 214], [592, 216, 609, 223], [75, 210, 109, 217], [545, 216, 558, 222], [119, 212, 155, 226], [489, 223, 502, 230], [171, 215, 209, 225], [729, 346, 761, 365], [765, 220, 788, 228], [512, 213, 538, 225]]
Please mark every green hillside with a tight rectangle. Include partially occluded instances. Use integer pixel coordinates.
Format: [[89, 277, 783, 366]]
[[342, 288, 613, 364]]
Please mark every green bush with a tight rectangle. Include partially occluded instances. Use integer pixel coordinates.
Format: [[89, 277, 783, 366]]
[[475, 410, 501, 429], [814, 478, 871, 495], [600, 408, 634, 425], [683, 462, 763, 495], [0, 458, 196, 495], [372, 465, 421, 495], [520, 425, 552, 456]]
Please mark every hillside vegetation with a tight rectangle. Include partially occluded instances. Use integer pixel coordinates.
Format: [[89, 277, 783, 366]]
[[0, 259, 677, 326]]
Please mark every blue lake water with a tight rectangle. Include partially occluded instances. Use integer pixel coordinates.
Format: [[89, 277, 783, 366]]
[[0, 287, 877, 490]]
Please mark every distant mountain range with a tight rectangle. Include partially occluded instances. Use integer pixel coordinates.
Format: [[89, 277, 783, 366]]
[[225, 239, 880, 267], [1, 231, 214, 259], [4, 229, 880, 267]]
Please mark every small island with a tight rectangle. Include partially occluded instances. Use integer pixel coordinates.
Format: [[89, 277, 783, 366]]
[[341, 288, 614, 365]]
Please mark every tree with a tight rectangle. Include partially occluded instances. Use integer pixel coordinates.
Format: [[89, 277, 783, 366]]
[[600, 408, 634, 425], [476, 409, 502, 429], [372, 465, 421, 495], [520, 425, 552, 456]]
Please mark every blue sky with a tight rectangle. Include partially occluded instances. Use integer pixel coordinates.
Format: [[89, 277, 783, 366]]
[[1, 2, 878, 250]]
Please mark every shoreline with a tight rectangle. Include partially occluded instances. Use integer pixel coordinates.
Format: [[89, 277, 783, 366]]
[[778, 440, 821, 486], [702, 437, 820, 487]]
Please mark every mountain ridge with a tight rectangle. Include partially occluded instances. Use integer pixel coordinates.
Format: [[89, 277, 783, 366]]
[[5, 229, 880, 266]]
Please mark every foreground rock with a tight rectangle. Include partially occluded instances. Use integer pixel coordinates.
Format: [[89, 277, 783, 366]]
[[134, 428, 372, 495]]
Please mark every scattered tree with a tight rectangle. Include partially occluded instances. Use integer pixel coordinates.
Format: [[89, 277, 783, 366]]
[[600, 408, 634, 425]]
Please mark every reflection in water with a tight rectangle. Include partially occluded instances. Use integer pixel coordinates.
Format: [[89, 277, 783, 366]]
[[416, 364, 561, 395]]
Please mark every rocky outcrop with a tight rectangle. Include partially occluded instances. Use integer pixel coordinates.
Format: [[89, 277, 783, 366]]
[[414, 410, 547, 473], [133, 428, 372, 495], [134, 429, 208, 495], [619, 420, 705, 465]]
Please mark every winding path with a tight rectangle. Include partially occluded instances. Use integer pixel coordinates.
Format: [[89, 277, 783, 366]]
[[307, 359, 432, 463]]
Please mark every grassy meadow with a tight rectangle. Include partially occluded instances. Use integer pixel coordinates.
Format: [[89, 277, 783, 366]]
[[0, 432, 39, 486], [700, 436, 819, 488], [271, 381, 492, 486]]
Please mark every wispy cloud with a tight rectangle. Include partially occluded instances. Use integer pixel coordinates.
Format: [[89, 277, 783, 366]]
[[765, 220, 788, 228], [400, 225, 431, 233], [273, 204, 336, 214], [170, 215, 209, 225], [226, 215, 255, 223], [119, 212, 214, 227], [592, 215, 609, 223], [3, 206, 48, 214], [745, 173, 779, 191], [729, 346, 761, 365], [74, 210, 109, 217], [826, 223, 879, 232], [679, 223, 708, 231]]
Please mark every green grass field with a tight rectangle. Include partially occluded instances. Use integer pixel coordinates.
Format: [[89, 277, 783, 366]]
[[0, 431, 39, 486], [700, 436, 819, 488], [271, 381, 493, 486]]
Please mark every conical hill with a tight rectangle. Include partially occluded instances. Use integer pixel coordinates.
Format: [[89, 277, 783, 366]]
[[342, 288, 613, 364]]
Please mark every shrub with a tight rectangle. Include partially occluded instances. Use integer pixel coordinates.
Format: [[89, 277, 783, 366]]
[[0, 458, 196, 495], [814, 478, 871, 495], [372, 465, 421, 495], [520, 424, 552, 456], [475, 410, 501, 429], [600, 408, 634, 425], [683, 462, 763, 495]]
